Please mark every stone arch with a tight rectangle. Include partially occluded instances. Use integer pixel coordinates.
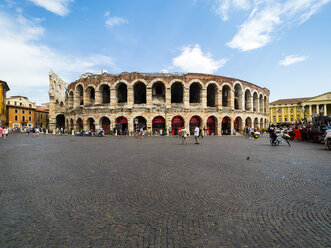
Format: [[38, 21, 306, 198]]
[[222, 84, 231, 107], [245, 117, 252, 127], [171, 81, 184, 103], [85, 86, 95, 105], [187, 79, 204, 88], [70, 118, 74, 130], [152, 116, 166, 134], [55, 99, 59, 105], [114, 80, 129, 88], [116, 116, 128, 135], [245, 89, 252, 111], [234, 116, 243, 133], [68, 91, 74, 108], [207, 83, 218, 107], [189, 82, 202, 103], [169, 79, 186, 87], [234, 83, 243, 110], [264, 95, 267, 113], [260, 118, 264, 130], [75, 84, 84, 106], [86, 117, 95, 131], [133, 116, 147, 131], [132, 79, 148, 87], [253, 91, 258, 112], [206, 115, 218, 135], [100, 116, 111, 132], [76, 117, 83, 131], [152, 80, 165, 103], [134, 82, 146, 104], [116, 82, 127, 103], [259, 93, 263, 113], [254, 117, 259, 128], [221, 116, 231, 135], [56, 114, 65, 130], [60, 101, 64, 107], [171, 116, 185, 135], [99, 84, 110, 104]]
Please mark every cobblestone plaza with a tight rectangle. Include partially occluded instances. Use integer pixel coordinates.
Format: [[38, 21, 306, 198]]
[[0, 135, 330, 247]]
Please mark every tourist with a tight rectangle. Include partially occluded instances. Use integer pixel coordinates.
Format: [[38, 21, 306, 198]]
[[32, 127, 36, 136], [4, 127, 8, 139], [199, 127, 203, 139], [26, 128, 30, 136], [245, 126, 249, 138], [0, 127, 3, 139], [181, 128, 188, 144], [249, 126, 254, 139], [194, 126, 200, 144]]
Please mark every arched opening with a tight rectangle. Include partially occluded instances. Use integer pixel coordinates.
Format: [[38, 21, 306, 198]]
[[259, 94, 263, 113], [86, 87, 95, 105], [76, 85, 84, 106], [100, 117, 110, 133], [222, 85, 231, 107], [76, 118, 83, 131], [234, 117, 242, 133], [245, 90, 252, 111], [222, 116, 231, 135], [189, 116, 201, 135], [265, 118, 268, 128], [171, 116, 184, 135], [117, 83, 127, 103], [253, 92, 258, 112], [207, 116, 217, 135], [152, 116, 165, 134], [87, 118, 95, 131], [245, 117, 252, 127], [69, 91, 74, 108], [100, 85, 110, 104], [152, 81, 165, 104], [60, 102, 64, 108], [207, 84, 217, 107], [189, 82, 201, 103], [116, 116, 128, 135], [134, 82, 146, 104], [264, 96, 267, 113], [56, 114, 65, 130], [234, 84, 243, 110], [254, 117, 259, 129], [134, 116, 147, 132], [171, 82, 183, 103], [65, 119, 69, 130], [70, 119, 74, 130], [260, 118, 264, 130]]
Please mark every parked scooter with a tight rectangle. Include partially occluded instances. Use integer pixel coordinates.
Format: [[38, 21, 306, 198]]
[[94, 130, 104, 137]]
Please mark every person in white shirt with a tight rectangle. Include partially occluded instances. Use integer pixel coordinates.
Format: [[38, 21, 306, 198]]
[[194, 126, 200, 144]]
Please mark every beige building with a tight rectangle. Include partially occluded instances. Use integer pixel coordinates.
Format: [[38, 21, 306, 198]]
[[49, 70, 270, 135], [0, 80, 10, 127], [269, 92, 331, 124]]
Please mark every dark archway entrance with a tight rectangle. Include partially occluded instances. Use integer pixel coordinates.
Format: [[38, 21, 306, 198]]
[[171, 82, 183, 103], [171, 116, 184, 135], [116, 116, 128, 135], [190, 83, 201, 103], [117, 83, 127, 103], [134, 82, 146, 104], [100, 117, 110, 133], [76, 118, 83, 131], [152, 116, 165, 134], [222, 117, 231, 135], [207, 84, 217, 107], [152, 82, 165, 103], [100, 85, 110, 104], [207, 116, 216, 135], [87, 118, 95, 131], [56, 114, 65, 130], [234, 117, 242, 133], [189, 116, 201, 135], [134, 116, 147, 132], [245, 117, 252, 127]]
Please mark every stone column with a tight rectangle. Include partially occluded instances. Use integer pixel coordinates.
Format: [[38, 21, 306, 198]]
[[229, 90, 234, 109], [309, 104, 312, 121], [276, 107, 279, 123], [184, 87, 189, 108], [166, 87, 171, 108], [230, 118, 234, 136], [201, 88, 207, 108], [324, 104, 327, 116], [110, 88, 116, 107], [83, 121, 89, 131], [250, 96, 254, 111], [316, 104, 319, 115], [146, 87, 152, 106], [95, 90, 102, 105], [294, 106, 297, 122], [218, 89, 223, 109], [127, 87, 133, 108]]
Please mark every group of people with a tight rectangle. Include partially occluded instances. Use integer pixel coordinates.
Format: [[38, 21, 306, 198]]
[[179, 126, 205, 145], [0, 127, 9, 140], [25, 127, 47, 136], [244, 126, 263, 139]]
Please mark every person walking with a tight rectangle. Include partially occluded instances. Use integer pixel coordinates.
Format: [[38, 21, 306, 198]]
[[199, 127, 203, 139], [181, 128, 188, 144], [4, 127, 8, 140], [0, 127, 3, 140], [194, 126, 200, 144]]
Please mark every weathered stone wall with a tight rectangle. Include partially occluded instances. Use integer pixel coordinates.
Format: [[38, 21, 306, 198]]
[[49, 72, 270, 134]]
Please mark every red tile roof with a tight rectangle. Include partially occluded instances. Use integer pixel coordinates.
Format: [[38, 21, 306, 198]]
[[270, 97, 312, 105]]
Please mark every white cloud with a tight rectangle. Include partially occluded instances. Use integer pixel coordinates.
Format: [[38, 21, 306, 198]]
[[171, 44, 227, 73], [105, 16, 128, 27], [28, 0, 73, 16], [219, 0, 330, 51], [279, 55, 308, 66], [0, 11, 118, 104]]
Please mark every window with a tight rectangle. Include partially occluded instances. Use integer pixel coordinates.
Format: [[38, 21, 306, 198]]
[[285, 109, 287, 113], [29, 111, 31, 115], [22, 116, 25, 122], [291, 118, 293, 121], [273, 109, 275, 113], [14, 101, 17, 105], [20, 103, 22, 106], [290, 108, 293, 113], [41, 114, 42, 118], [273, 118, 276, 122], [22, 110, 25, 114], [285, 118, 287, 121], [279, 118, 281, 122], [8, 101, 10, 105], [29, 116, 31, 121], [15, 109, 18, 113], [15, 116, 18, 121]]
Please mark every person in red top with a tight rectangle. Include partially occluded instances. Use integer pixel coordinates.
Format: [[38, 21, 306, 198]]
[[294, 127, 302, 141]]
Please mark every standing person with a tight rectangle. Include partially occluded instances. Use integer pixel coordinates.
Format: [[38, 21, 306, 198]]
[[199, 127, 203, 139], [0, 127, 3, 139], [181, 128, 188, 144], [245, 126, 249, 138], [4, 127, 8, 139], [32, 128, 35, 136], [249, 126, 254, 139], [26, 128, 30, 136], [194, 126, 200, 144]]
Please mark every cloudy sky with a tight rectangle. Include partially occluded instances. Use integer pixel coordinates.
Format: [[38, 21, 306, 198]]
[[0, 0, 330, 104]]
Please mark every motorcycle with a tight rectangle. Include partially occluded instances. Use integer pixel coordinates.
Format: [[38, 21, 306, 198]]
[[94, 130, 104, 137], [270, 134, 291, 146]]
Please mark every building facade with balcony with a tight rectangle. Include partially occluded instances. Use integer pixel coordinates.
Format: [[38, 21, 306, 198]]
[[49, 70, 270, 135]]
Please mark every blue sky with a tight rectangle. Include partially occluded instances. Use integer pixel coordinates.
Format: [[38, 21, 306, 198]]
[[0, 0, 330, 104]]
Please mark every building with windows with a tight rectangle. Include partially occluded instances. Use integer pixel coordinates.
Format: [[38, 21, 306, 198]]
[[0, 80, 10, 127], [49, 70, 270, 135], [269, 92, 331, 124], [6, 96, 36, 129], [35, 105, 49, 128]]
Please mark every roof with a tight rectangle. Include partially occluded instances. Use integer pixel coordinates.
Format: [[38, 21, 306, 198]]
[[36, 106, 49, 112], [0, 80, 10, 91], [270, 97, 312, 105]]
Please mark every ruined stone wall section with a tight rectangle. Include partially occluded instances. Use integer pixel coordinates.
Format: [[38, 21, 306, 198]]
[[48, 70, 68, 131]]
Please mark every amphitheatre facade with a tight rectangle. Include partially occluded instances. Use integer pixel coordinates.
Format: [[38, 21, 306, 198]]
[[48, 70, 269, 135]]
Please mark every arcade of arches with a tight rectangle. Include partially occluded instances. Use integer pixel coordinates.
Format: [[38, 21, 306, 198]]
[[50, 72, 269, 135]]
